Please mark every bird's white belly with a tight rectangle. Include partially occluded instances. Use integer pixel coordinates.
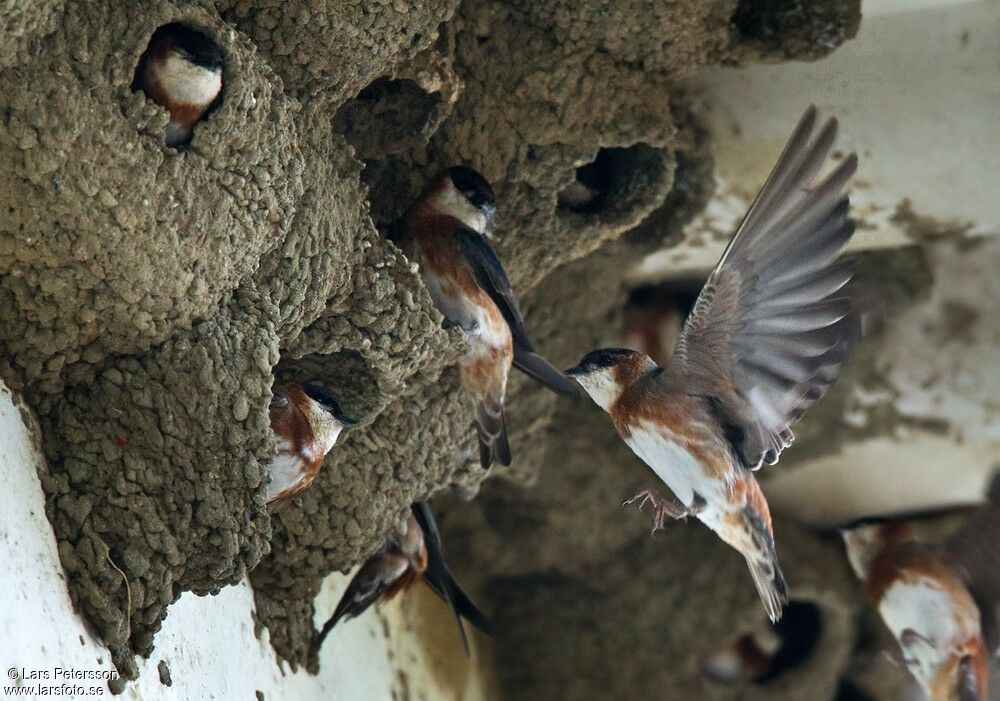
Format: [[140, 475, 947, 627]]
[[879, 578, 962, 689], [266, 441, 304, 502], [157, 54, 221, 106], [625, 424, 727, 528]]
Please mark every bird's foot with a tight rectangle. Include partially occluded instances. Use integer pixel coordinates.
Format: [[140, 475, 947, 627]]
[[623, 489, 688, 533]]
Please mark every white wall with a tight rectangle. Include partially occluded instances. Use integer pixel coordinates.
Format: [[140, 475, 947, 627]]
[[636, 0, 1000, 279]]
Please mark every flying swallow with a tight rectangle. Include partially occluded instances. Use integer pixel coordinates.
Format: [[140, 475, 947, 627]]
[[134, 23, 223, 148], [841, 473, 1000, 701], [315, 502, 493, 655], [266, 382, 353, 509], [566, 106, 862, 622], [403, 166, 578, 469]]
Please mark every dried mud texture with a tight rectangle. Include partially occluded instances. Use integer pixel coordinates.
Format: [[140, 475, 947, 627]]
[[0, 0, 459, 681], [0, 0, 63, 67], [0, 0, 863, 689], [505, 0, 736, 77], [252, 1, 694, 668], [334, 46, 463, 161], [39, 288, 279, 679], [731, 0, 862, 61], [214, 0, 460, 99], [0, 2, 304, 398], [505, 0, 861, 75]]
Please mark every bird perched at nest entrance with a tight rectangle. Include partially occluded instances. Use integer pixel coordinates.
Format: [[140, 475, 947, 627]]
[[566, 106, 863, 622], [315, 502, 493, 655], [402, 166, 578, 469], [134, 23, 224, 148], [266, 382, 353, 510], [841, 473, 1000, 701]]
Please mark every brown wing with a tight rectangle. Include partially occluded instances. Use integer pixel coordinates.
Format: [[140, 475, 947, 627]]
[[314, 548, 410, 650], [412, 502, 494, 655], [666, 106, 861, 468], [454, 227, 533, 351], [455, 227, 577, 396], [946, 471, 1000, 656]]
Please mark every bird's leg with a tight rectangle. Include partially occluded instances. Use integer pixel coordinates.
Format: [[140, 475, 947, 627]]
[[623, 488, 688, 533]]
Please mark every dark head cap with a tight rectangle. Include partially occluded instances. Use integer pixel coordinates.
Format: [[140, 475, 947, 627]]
[[302, 383, 354, 426], [565, 348, 641, 376], [448, 166, 496, 210], [162, 24, 224, 71]]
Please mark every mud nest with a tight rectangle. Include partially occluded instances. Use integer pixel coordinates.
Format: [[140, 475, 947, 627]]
[[0, 0, 862, 691]]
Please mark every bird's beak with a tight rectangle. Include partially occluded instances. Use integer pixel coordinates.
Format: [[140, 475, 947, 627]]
[[563, 364, 584, 378]]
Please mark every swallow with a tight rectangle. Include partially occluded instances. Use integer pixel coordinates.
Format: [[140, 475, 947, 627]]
[[266, 382, 353, 509], [403, 166, 578, 469], [704, 627, 783, 684], [566, 106, 862, 622], [133, 23, 223, 148], [315, 502, 493, 655], [841, 473, 1000, 701]]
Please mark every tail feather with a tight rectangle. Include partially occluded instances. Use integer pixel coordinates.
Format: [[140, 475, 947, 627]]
[[495, 411, 511, 465], [742, 506, 789, 623], [475, 401, 511, 469], [746, 553, 789, 624], [513, 347, 578, 397], [958, 651, 988, 701], [315, 555, 405, 650]]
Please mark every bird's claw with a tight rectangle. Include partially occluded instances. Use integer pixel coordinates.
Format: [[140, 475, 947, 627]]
[[623, 489, 688, 533]]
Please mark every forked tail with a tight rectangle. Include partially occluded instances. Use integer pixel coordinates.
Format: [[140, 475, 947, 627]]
[[474, 400, 511, 469]]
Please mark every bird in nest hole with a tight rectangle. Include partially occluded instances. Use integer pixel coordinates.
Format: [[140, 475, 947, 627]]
[[134, 23, 223, 149]]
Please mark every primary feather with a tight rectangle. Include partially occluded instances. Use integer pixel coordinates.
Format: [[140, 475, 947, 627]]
[[667, 105, 861, 469]]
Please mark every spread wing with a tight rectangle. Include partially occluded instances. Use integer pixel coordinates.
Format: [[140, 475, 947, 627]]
[[666, 106, 861, 469], [455, 228, 577, 396], [946, 471, 1000, 655]]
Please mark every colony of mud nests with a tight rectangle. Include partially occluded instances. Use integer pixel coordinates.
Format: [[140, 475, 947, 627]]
[[0, 0, 860, 693]]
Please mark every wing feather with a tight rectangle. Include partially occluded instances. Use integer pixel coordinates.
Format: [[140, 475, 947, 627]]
[[666, 107, 862, 469], [454, 228, 533, 351], [412, 502, 495, 654]]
